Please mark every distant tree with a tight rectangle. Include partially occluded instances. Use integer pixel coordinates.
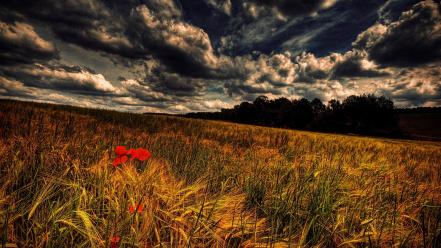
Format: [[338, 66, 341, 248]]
[[289, 98, 312, 128], [311, 98, 326, 115], [340, 94, 397, 134], [236, 102, 255, 124], [272, 97, 292, 127], [184, 94, 400, 137], [328, 99, 341, 111]]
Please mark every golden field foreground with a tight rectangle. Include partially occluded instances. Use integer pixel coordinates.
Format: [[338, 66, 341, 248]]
[[0, 100, 440, 247]]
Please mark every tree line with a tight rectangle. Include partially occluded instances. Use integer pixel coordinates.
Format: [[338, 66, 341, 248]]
[[184, 94, 402, 137]]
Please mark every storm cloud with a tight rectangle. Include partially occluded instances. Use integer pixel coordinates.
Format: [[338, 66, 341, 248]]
[[0, 0, 440, 112], [0, 21, 58, 64], [353, 0, 441, 67], [1, 63, 117, 94]]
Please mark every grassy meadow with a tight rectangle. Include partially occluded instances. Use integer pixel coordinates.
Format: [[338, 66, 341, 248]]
[[0, 99, 440, 247]]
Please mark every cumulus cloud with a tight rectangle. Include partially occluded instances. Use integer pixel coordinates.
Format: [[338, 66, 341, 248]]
[[222, 48, 395, 104], [0, 21, 58, 64], [138, 60, 211, 97], [129, 4, 238, 79], [295, 50, 390, 82], [1, 0, 440, 112], [0, 76, 34, 97], [160, 98, 236, 113], [224, 53, 296, 96], [150, 73, 208, 96], [218, 17, 280, 55], [120, 79, 171, 102], [375, 64, 441, 106], [353, 0, 441, 67], [0, 75, 106, 108], [0, 74, 177, 113], [294, 79, 360, 103], [246, 52, 297, 86], [1, 64, 116, 94], [330, 50, 391, 78], [225, 79, 287, 97], [1, 0, 234, 79], [295, 52, 335, 83], [1, 0, 143, 59], [54, 24, 136, 58], [233, 49, 388, 90], [126, 2, 262, 81]]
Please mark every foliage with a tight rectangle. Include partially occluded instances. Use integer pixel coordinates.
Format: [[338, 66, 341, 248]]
[[185, 94, 401, 137]]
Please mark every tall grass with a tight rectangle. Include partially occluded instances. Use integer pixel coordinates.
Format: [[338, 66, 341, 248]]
[[0, 100, 440, 247]]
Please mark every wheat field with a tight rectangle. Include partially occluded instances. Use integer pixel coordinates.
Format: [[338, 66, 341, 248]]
[[0, 100, 440, 247]]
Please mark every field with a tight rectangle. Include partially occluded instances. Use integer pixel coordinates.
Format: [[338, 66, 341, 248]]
[[1, 100, 441, 247]]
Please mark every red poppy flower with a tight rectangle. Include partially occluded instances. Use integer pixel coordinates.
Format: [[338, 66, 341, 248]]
[[112, 155, 128, 167], [127, 148, 136, 157], [113, 146, 129, 167], [129, 203, 144, 214], [110, 235, 120, 248], [113, 146, 151, 167], [129, 148, 151, 161], [115, 146, 128, 156]]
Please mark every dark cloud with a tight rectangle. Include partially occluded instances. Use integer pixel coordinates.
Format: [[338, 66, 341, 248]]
[[119, 79, 171, 102], [0, 21, 58, 65], [220, 0, 388, 58], [143, 66, 208, 97], [377, 0, 424, 23], [354, 0, 441, 67], [294, 51, 389, 83], [0, 0, 440, 112], [331, 51, 390, 78], [9, 0, 108, 25], [0, 63, 117, 95], [0, 76, 34, 97], [224, 81, 285, 97], [222, 49, 390, 99], [375, 64, 441, 106], [0, 0, 142, 59], [250, 53, 296, 86], [1, 0, 235, 79], [128, 4, 229, 79], [295, 53, 334, 83]]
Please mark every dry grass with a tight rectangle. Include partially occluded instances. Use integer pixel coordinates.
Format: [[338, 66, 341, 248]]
[[0, 100, 440, 247]]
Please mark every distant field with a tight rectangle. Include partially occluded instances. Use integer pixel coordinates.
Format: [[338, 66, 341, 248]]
[[1, 100, 440, 247], [398, 112, 441, 141]]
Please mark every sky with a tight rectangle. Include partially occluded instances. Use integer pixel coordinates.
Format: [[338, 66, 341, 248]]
[[0, 0, 440, 113]]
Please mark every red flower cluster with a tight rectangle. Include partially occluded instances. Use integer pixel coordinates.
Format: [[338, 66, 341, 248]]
[[129, 203, 144, 214], [113, 146, 151, 167], [110, 235, 120, 248]]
